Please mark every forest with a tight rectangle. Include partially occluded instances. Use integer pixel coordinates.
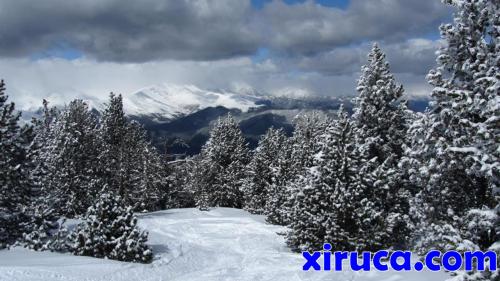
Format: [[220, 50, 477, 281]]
[[0, 1, 498, 280]]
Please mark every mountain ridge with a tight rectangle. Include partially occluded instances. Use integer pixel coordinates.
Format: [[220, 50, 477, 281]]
[[21, 83, 429, 156]]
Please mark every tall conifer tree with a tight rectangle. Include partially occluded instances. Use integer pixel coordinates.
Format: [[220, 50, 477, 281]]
[[0, 80, 34, 247], [243, 127, 287, 214], [192, 114, 249, 209]]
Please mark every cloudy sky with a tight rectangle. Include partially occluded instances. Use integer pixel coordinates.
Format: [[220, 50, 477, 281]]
[[0, 0, 454, 109]]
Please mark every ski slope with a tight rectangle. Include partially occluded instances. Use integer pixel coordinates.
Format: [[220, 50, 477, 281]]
[[0, 208, 451, 281]]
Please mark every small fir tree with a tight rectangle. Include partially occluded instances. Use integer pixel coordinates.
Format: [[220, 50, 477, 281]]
[[68, 190, 153, 263]]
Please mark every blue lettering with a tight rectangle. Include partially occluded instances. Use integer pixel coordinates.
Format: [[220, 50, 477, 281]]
[[425, 250, 442, 271], [464, 251, 497, 271], [373, 250, 389, 271], [334, 251, 349, 271], [302, 251, 321, 271], [442, 251, 462, 271]]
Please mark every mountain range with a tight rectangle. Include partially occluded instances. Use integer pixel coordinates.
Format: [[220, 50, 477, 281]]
[[26, 84, 429, 157]]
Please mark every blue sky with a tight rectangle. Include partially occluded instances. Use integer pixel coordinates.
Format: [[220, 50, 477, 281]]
[[30, 43, 83, 61]]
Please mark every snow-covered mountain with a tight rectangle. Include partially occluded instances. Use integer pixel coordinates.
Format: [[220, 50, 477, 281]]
[[22, 83, 263, 122], [20, 84, 428, 155], [123, 84, 262, 121]]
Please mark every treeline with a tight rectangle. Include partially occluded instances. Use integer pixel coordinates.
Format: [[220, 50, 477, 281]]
[[0, 93, 162, 262]]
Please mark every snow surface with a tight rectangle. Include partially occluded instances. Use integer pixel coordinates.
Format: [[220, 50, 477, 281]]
[[0, 208, 451, 281]]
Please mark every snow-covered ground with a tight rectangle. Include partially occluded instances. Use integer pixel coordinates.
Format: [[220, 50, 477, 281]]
[[0, 208, 451, 281]]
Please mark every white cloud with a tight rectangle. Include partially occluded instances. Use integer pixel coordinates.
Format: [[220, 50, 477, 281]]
[[0, 57, 325, 109], [0, 51, 432, 112]]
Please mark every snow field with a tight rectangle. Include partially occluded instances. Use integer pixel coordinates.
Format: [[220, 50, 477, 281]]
[[0, 208, 451, 281]]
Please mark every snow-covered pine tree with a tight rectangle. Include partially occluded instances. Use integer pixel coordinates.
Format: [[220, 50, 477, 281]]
[[197, 190, 210, 211], [22, 100, 61, 250], [68, 190, 153, 263], [0, 80, 34, 248], [408, 0, 499, 242], [99, 93, 129, 199], [286, 117, 333, 251], [264, 136, 294, 225], [137, 143, 166, 212], [21, 204, 60, 251], [290, 112, 329, 174], [29, 99, 59, 197], [324, 106, 373, 252], [404, 1, 499, 279], [99, 94, 166, 211], [243, 127, 287, 214], [287, 106, 371, 252], [267, 112, 327, 225], [426, 0, 499, 188], [40, 99, 101, 218], [164, 158, 195, 209], [192, 114, 249, 209], [286, 165, 327, 252], [353, 43, 409, 163], [351, 44, 412, 250], [186, 154, 212, 210], [122, 121, 164, 211]]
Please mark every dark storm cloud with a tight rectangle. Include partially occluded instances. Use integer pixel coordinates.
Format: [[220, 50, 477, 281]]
[[0, 0, 260, 62], [0, 0, 453, 97], [0, 0, 451, 64]]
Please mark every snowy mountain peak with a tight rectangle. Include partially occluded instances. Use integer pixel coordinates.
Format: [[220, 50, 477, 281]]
[[123, 83, 261, 121], [22, 83, 264, 122]]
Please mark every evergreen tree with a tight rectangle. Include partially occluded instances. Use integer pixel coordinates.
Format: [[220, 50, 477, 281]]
[[286, 166, 328, 252], [40, 99, 101, 217], [266, 112, 326, 225], [287, 107, 371, 252], [197, 190, 210, 211], [0, 80, 34, 248], [22, 100, 61, 250], [99, 93, 129, 200], [243, 128, 287, 214], [325, 107, 375, 252], [290, 112, 329, 173], [352, 44, 412, 250], [120, 121, 164, 211], [404, 1, 499, 279], [353, 43, 409, 163], [164, 159, 195, 209], [136, 137, 166, 211], [99, 94, 165, 211], [21, 204, 60, 251], [186, 154, 211, 210], [68, 190, 153, 263], [192, 114, 249, 209], [264, 136, 294, 225], [425, 0, 499, 187], [30, 99, 59, 188]]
